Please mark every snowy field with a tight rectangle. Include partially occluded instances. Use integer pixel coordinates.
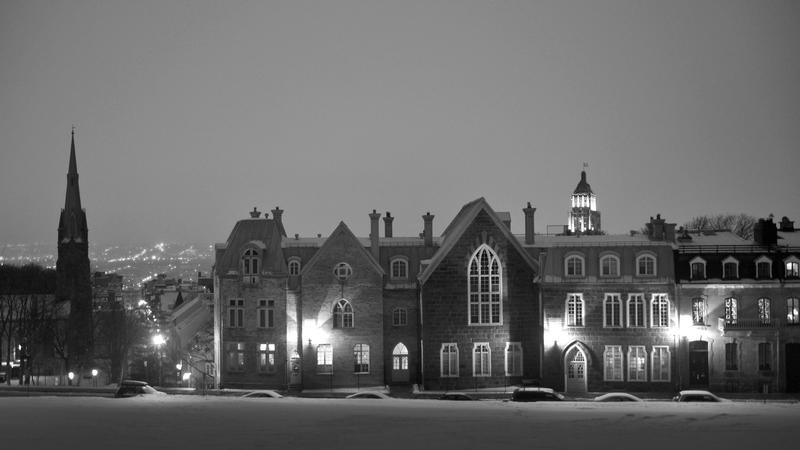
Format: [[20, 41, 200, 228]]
[[1, 396, 798, 450]]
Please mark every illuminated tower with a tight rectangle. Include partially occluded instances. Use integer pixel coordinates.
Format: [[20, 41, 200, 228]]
[[55, 129, 94, 379], [567, 169, 601, 233]]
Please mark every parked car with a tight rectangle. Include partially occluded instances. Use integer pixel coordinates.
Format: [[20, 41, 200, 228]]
[[672, 390, 728, 402], [593, 392, 644, 402], [439, 392, 475, 401], [114, 380, 166, 398], [345, 392, 392, 399], [240, 390, 284, 398], [511, 387, 565, 402]]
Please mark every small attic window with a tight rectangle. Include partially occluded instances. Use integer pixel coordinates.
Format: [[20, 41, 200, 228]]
[[288, 259, 301, 276]]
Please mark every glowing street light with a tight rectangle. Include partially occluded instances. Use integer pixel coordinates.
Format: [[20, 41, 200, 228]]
[[91, 369, 98, 387], [152, 334, 165, 386]]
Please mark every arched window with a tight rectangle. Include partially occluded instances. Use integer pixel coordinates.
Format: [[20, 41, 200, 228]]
[[690, 257, 706, 280], [636, 254, 656, 276], [288, 258, 301, 276], [393, 343, 409, 370], [565, 254, 585, 277], [566, 294, 584, 327], [333, 299, 354, 328], [468, 245, 502, 325], [756, 256, 772, 279], [600, 254, 619, 277], [722, 256, 739, 280], [390, 257, 408, 280], [242, 248, 259, 275]]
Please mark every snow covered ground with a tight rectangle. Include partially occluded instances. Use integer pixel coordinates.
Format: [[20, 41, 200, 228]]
[[2, 395, 798, 449]]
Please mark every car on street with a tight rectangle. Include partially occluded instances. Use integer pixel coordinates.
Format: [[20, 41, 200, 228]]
[[240, 390, 284, 399], [511, 387, 565, 402], [593, 392, 644, 402], [438, 392, 475, 401], [345, 392, 392, 399], [672, 390, 728, 402], [114, 380, 166, 398]]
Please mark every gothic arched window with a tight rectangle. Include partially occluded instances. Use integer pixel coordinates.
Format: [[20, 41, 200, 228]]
[[468, 245, 502, 325]]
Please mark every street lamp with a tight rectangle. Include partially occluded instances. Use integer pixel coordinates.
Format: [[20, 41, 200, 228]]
[[176, 362, 182, 386], [68, 371, 74, 385], [91, 369, 98, 387], [152, 334, 165, 386]]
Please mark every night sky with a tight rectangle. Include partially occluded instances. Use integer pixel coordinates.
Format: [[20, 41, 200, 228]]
[[1, 0, 798, 245]]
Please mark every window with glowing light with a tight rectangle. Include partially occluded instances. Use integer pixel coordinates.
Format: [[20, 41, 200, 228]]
[[468, 245, 502, 325], [566, 294, 584, 327], [628, 346, 646, 382], [473, 343, 491, 377], [650, 294, 670, 328], [785, 258, 800, 278], [636, 254, 656, 277], [317, 344, 332, 374], [787, 298, 800, 325], [725, 342, 738, 371], [392, 343, 409, 370], [722, 257, 739, 280], [505, 342, 523, 376], [441, 343, 459, 377], [258, 343, 276, 374], [333, 299, 354, 328], [691, 298, 706, 325], [627, 294, 645, 328], [228, 299, 244, 328], [353, 344, 370, 374], [690, 257, 706, 280], [724, 298, 738, 325], [758, 343, 772, 371], [600, 255, 620, 277], [603, 294, 622, 328], [756, 257, 772, 279], [565, 254, 585, 277], [227, 342, 245, 372], [758, 298, 771, 325], [390, 257, 408, 280], [603, 345, 623, 381]]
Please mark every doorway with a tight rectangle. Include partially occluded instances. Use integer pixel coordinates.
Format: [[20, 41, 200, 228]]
[[689, 340, 709, 387], [564, 346, 587, 394], [391, 343, 409, 383]]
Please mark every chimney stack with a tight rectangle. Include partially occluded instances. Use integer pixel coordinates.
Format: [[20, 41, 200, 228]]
[[523, 202, 536, 245], [649, 214, 666, 240], [754, 217, 778, 245], [383, 212, 394, 238], [249, 207, 261, 218], [423, 212, 434, 247], [369, 209, 381, 260], [271, 206, 286, 237]]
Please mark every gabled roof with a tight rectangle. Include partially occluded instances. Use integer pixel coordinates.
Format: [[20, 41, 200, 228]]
[[418, 198, 539, 284], [300, 221, 385, 277]]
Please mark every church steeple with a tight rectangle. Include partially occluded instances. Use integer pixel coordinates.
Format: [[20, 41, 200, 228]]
[[59, 128, 88, 243], [567, 165, 601, 234]]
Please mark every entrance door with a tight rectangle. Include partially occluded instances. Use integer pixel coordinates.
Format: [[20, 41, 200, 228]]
[[391, 343, 409, 383], [565, 347, 587, 394], [689, 341, 709, 387], [787, 343, 800, 393]]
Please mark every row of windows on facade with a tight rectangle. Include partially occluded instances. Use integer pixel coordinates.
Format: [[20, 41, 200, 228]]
[[565, 293, 671, 328], [565, 254, 657, 277], [601, 345, 671, 382], [439, 342, 523, 377], [227, 298, 409, 328], [723, 342, 775, 372], [694, 297, 800, 326], [689, 256, 800, 280], [242, 248, 413, 279]]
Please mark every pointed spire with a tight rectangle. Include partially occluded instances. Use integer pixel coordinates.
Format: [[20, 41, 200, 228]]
[[59, 128, 87, 243], [65, 128, 82, 212]]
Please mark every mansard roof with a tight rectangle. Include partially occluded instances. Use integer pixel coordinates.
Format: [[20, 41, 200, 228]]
[[299, 221, 385, 277], [418, 197, 539, 284], [215, 218, 286, 275]]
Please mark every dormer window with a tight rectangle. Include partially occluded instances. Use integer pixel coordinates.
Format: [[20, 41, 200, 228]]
[[690, 257, 706, 280], [242, 249, 260, 275], [636, 253, 656, 277], [390, 257, 408, 280], [722, 256, 739, 280], [600, 254, 620, 277], [565, 254, 585, 277], [288, 258, 301, 276], [756, 256, 772, 279], [785, 257, 800, 279]]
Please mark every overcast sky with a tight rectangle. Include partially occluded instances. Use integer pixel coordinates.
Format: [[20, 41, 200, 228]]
[[1, 0, 798, 246]]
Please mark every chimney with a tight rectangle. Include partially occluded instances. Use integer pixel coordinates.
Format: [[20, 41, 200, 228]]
[[523, 202, 536, 245], [383, 212, 394, 238], [780, 216, 795, 232], [249, 207, 261, 218], [754, 217, 778, 245], [271, 206, 286, 237], [423, 212, 434, 247], [664, 223, 676, 242], [369, 209, 381, 260], [649, 214, 665, 240]]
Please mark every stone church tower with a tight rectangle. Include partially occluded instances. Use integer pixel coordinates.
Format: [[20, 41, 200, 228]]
[[567, 169, 601, 234], [55, 130, 94, 379]]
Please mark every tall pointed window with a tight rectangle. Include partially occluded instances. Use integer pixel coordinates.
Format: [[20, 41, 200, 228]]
[[333, 299, 354, 328], [468, 245, 502, 325]]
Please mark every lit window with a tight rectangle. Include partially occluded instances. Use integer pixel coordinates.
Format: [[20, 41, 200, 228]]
[[333, 299, 354, 328], [392, 343, 408, 370], [565, 255, 585, 277], [651, 346, 670, 382], [505, 342, 523, 376], [600, 255, 620, 277], [756, 256, 772, 279], [227, 342, 245, 372], [603, 345, 623, 381], [441, 343, 459, 377], [228, 299, 244, 328], [468, 245, 502, 325], [691, 298, 705, 325], [242, 248, 259, 275], [627, 294, 645, 328], [722, 257, 739, 280], [787, 298, 800, 324], [258, 343, 276, 374], [636, 254, 656, 276], [650, 294, 669, 328], [317, 344, 332, 374], [473, 343, 491, 377], [392, 308, 407, 326], [690, 257, 706, 280], [390, 258, 408, 279], [258, 300, 274, 328], [353, 344, 370, 374], [758, 343, 772, 371], [333, 262, 353, 281], [288, 259, 301, 276], [724, 298, 738, 325], [786, 258, 800, 278], [628, 346, 646, 382], [566, 294, 584, 327], [725, 342, 738, 371], [758, 298, 771, 325], [603, 294, 622, 328]]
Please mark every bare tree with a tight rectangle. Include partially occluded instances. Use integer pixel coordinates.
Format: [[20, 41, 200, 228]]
[[683, 213, 757, 239], [95, 300, 149, 384]]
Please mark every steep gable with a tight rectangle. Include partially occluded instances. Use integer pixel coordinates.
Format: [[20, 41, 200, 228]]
[[300, 221, 385, 277]]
